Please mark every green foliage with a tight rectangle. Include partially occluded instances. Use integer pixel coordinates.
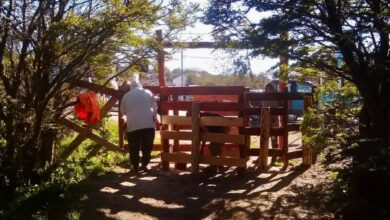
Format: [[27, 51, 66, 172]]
[[0, 0, 195, 192], [0, 118, 127, 219], [187, 70, 270, 89]]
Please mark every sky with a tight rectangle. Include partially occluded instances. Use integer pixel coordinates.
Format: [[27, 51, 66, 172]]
[[164, 0, 278, 76]]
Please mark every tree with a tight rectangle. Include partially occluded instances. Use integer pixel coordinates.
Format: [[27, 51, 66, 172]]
[[204, 0, 389, 140], [0, 0, 194, 192], [204, 0, 389, 217]]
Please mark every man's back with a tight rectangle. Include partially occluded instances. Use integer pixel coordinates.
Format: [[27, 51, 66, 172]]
[[121, 87, 156, 132]]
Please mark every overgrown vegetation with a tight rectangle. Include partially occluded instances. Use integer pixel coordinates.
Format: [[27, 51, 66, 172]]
[[0, 119, 127, 219]]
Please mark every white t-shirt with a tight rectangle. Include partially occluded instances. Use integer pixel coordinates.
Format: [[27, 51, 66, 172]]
[[120, 87, 157, 132]]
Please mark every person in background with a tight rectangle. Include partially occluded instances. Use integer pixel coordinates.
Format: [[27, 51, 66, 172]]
[[263, 83, 281, 161], [120, 77, 158, 174]]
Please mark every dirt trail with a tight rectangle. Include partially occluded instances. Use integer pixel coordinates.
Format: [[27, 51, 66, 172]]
[[71, 158, 333, 220]]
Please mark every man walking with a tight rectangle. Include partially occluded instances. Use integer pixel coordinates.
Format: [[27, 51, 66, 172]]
[[120, 78, 158, 173]]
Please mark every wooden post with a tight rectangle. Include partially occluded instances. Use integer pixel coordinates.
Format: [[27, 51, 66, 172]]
[[173, 95, 186, 170], [259, 107, 270, 169], [282, 86, 289, 168], [156, 30, 165, 87], [302, 96, 314, 166], [191, 102, 201, 173]]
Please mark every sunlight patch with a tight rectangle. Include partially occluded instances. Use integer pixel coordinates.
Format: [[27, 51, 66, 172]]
[[139, 197, 184, 209], [226, 189, 246, 194], [120, 181, 136, 187], [100, 187, 119, 193], [138, 176, 157, 181], [122, 194, 134, 199]]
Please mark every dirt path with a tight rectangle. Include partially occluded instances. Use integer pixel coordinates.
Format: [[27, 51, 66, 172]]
[[70, 157, 333, 220]]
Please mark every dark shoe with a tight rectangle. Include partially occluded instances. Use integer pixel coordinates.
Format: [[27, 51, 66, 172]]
[[140, 165, 149, 172], [129, 166, 138, 175]]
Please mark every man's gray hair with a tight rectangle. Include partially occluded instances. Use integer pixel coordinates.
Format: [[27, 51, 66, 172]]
[[130, 79, 143, 90]]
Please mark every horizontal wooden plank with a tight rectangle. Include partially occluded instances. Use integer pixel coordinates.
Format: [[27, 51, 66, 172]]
[[199, 156, 247, 167], [58, 118, 124, 153], [163, 41, 250, 49], [72, 80, 121, 97], [243, 107, 285, 116], [159, 86, 247, 95], [288, 150, 303, 159], [160, 101, 192, 111], [160, 131, 192, 140], [161, 116, 192, 126], [200, 116, 244, 127], [287, 123, 301, 131], [161, 152, 192, 163], [245, 92, 312, 101], [247, 148, 284, 156], [201, 132, 245, 145], [270, 128, 284, 136], [243, 127, 261, 135]]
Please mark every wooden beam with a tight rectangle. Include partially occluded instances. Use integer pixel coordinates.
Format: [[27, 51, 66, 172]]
[[161, 152, 192, 164], [163, 41, 249, 49], [191, 102, 201, 173], [161, 115, 192, 126], [200, 116, 244, 127], [157, 30, 166, 86], [259, 107, 270, 169], [72, 80, 121, 97], [302, 96, 314, 166], [58, 97, 119, 160], [199, 156, 247, 167], [201, 132, 245, 145], [58, 118, 124, 155], [160, 131, 193, 140]]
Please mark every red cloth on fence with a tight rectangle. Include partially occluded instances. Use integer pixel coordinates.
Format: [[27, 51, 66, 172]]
[[74, 92, 100, 124]]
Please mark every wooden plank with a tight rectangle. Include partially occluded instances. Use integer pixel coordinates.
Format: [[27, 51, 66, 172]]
[[287, 123, 301, 131], [199, 156, 247, 167], [161, 152, 192, 164], [244, 127, 261, 135], [245, 92, 312, 101], [157, 30, 166, 86], [244, 107, 284, 116], [72, 80, 121, 97], [302, 96, 314, 166], [191, 102, 201, 173], [288, 150, 303, 159], [160, 131, 192, 140], [247, 148, 283, 157], [200, 116, 244, 127], [159, 101, 242, 112], [59, 97, 119, 160], [163, 41, 249, 49], [159, 86, 246, 95], [259, 107, 270, 169], [161, 115, 192, 126], [58, 118, 124, 153], [201, 132, 245, 145]]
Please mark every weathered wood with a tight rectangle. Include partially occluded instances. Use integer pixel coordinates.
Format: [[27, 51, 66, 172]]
[[245, 92, 310, 101], [161, 152, 192, 164], [58, 118, 124, 154], [157, 30, 166, 86], [200, 116, 244, 127], [163, 41, 250, 49], [259, 107, 270, 169], [201, 132, 245, 145], [72, 80, 121, 97], [159, 86, 247, 95], [161, 115, 192, 126], [302, 96, 314, 166], [282, 87, 289, 167], [191, 102, 201, 173], [199, 156, 247, 167], [59, 96, 119, 160], [160, 131, 192, 140]]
